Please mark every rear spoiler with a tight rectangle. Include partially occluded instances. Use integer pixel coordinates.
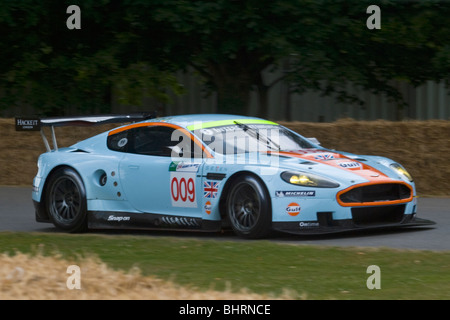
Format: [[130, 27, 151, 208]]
[[15, 112, 157, 152]]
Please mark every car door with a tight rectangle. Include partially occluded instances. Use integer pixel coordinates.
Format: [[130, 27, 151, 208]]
[[117, 123, 204, 217]]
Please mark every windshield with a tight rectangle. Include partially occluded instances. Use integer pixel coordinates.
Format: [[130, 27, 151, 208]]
[[193, 123, 314, 155]]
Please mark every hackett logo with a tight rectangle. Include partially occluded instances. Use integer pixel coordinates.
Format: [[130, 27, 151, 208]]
[[17, 119, 38, 126], [15, 118, 41, 131]]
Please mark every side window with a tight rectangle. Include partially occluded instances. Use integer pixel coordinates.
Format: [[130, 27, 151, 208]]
[[130, 126, 177, 157], [107, 124, 204, 158], [107, 130, 129, 152]]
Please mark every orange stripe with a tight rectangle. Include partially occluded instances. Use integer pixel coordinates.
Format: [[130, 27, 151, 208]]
[[109, 122, 179, 135], [276, 151, 389, 182], [336, 181, 413, 207], [108, 122, 213, 158]]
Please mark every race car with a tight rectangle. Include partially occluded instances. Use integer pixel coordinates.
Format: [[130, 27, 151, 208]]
[[18, 113, 434, 238]]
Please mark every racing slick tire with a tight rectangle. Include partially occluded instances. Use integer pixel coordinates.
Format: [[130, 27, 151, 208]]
[[226, 175, 272, 239], [45, 167, 88, 233]]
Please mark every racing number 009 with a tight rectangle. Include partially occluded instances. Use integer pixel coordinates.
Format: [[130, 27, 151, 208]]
[[171, 177, 195, 202]]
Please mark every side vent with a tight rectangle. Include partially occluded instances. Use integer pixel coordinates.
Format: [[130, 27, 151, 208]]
[[70, 149, 89, 153], [93, 169, 108, 187]]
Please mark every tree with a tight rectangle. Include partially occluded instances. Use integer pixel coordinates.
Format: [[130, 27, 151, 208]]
[[0, 0, 183, 115], [285, 0, 450, 119], [1, 1, 449, 117], [124, 0, 450, 117], [127, 0, 297, 115]]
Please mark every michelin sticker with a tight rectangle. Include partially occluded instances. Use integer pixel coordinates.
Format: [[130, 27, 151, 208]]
[[276, 191, 315, 197]]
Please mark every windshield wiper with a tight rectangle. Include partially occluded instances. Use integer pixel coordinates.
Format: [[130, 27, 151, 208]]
[[233, 121, 280, 151]]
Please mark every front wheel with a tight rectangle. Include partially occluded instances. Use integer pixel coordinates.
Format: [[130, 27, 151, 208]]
[[226, 175, 272, 239], [45, 167, 88, 233]]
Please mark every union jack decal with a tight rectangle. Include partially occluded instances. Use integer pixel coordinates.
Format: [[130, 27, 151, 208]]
[[314, 153, 334, 160], [204, 181, 220, 198]]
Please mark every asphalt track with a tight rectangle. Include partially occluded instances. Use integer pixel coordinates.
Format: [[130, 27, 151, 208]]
[[1, 186, 449, 251]]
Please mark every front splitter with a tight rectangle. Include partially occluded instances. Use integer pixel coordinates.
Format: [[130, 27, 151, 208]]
[[272, 215, 435, 235]]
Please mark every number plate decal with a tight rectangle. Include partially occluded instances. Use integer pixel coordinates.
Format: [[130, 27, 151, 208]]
[[169, 172, 196, 208]]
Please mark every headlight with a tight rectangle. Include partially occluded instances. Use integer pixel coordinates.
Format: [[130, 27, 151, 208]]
[[390, 163, 413, 182], [281, 171, 340, 188]]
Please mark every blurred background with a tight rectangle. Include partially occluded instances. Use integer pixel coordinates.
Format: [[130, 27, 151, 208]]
[[1, 1, 449, 302], [0, 0, 449, 121]]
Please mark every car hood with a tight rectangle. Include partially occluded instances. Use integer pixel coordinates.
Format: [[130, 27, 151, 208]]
[[272, 149, 398, 185]]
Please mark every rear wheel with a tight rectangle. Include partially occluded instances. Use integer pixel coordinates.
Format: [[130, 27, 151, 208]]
[[45, 167, 87, 232], [226, 175, 272, 239]]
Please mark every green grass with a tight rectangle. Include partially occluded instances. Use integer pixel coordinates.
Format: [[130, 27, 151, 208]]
[[1, 231, 450, 299]]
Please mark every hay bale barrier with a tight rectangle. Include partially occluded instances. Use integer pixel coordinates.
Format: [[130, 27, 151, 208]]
[[280, 119, 450, 197], [0, 252, 288, 300], [1, 118, 448, 196]]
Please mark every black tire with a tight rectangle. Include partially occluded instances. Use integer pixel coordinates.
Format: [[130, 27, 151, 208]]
[[226, 175, 272, 239], [45, 167, 88, 233]]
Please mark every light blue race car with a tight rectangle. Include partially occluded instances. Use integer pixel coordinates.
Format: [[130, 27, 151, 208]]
[[19, 113, 434, 238]]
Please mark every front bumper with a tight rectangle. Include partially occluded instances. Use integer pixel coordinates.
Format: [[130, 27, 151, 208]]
[[272, 212, 435, 235]]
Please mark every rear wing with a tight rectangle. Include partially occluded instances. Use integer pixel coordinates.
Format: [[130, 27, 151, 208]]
[[15, 112, 157, 152]]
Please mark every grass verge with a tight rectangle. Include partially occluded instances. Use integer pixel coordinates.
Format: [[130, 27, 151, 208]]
[[1, 231, 450, 300]]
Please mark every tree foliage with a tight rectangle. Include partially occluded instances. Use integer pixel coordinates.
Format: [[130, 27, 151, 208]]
[[0, 0, 448, 116], [0, 0, 183, 115], [284, 0, 450, 111], [134, 0, 450, 116]]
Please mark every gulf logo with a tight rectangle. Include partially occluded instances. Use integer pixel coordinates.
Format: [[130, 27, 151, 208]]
[[286, 202, 301, 216], [204, 201, 212, 215]]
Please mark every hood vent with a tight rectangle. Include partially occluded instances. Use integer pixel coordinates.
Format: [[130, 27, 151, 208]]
[[299, 160, 318, 165]]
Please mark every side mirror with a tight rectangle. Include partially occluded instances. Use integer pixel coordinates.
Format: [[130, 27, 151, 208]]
[[307, 137, 321, 146]]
